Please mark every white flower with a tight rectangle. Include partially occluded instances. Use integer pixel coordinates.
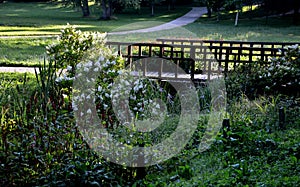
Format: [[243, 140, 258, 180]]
[[105, 93, 110, 98], [94, 67, 99, 72], [72, 102, 78, 111], [84, 67, 89, 72], [289, 44, 299, 49], [156, 103, 160, 109], [95, 61, 101, 67], [97, 56, 104, 62], [125, 80, 130, 86], [86, 61, 93, 68], [130, 95, 136, 100], [134, 85, 139, 92], [133, 107, 138, 111], [113, 93, 119, 98], [87, 109, 92, 114], [97, 86, 102, 92], [55, 77, 62, 82], [67, 65, 72, 71], [103, 104, 108, 109], [76, 73, 82, 78]]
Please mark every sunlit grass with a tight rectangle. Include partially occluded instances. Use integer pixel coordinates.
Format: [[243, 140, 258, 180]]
[[1, 18, 300, 67], [1, 2, 299, 66], [0, 37, 52, 66], [0, 25, 97, 36], [0, 1, 191, 36]]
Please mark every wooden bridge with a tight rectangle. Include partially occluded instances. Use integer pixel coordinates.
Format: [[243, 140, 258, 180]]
[[106, 39, 300, 83]]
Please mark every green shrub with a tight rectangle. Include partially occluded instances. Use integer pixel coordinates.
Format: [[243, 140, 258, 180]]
[[226, 44, 300, 99], [46, 24, 108, 76]]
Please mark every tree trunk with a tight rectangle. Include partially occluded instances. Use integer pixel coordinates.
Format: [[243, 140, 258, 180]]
[[74, 0, 81, 12], [151, 2, 155, 16], [216, 8, 220, 22], [171, 0, 175, 10], [293, 0, 300, 24], [101, 0, 112, 20], [108, 0, 112, 17], [206, 2, 212, 18], [101, 0, 109, 19], [81, 0, 90, 17]]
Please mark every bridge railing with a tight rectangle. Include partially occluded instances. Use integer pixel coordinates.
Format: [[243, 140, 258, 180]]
[[106, 39, 300, 81]]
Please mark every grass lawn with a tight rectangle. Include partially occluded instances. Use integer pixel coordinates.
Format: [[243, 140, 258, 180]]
[[0, 1, 191, 36], [0, 2, 300, 67], [2, 17, 300, 67]]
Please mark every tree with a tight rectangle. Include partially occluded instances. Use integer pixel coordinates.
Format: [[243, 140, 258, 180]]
[[100, 0, 113, 20], [264, 0, 300, 24], [59, 0, 90, 17], [205, 0, 212, 18], [100, 0, 141, 20], [81, 0, 90, 17], [204, 0, 226, 20], [224, 0, 243, 26], [73, 0, 90, 17]]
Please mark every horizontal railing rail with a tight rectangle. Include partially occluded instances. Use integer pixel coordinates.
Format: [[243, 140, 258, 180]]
[[106, 39, 300, 81]]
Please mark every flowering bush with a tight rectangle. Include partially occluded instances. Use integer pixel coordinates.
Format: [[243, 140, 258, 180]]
[[45, 25, 115, 113], [226, 44, 300, 99], [46, 24, 108, 77], [73, 56, 171, 130]]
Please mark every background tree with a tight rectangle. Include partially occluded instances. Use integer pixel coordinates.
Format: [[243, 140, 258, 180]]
[[100, 0, 113, 19], [53, 0, 90, 17], [204, 0, 226, 20], [224, 0, 243, 26], [264, 0, 300, 24], [80, 0, 90, 17], [100, 0, 141, 20]]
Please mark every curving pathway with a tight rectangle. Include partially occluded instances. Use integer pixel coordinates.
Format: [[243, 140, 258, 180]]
[[0, 7, 207, 73], [109, 7, 206, 35]]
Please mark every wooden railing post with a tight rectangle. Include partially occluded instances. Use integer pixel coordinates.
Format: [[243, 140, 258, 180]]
[[279, 107, 285, 130], [222, 118, 230, 138]]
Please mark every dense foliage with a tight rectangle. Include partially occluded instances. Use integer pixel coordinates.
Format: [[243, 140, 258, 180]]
[[226, 44, 300, 99]]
